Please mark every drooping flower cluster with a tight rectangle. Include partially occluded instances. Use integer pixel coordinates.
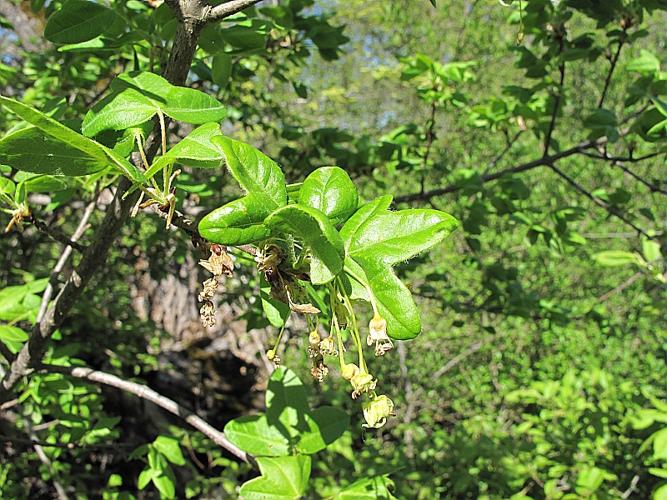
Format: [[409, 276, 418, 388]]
[[197, 244, 233, 328]]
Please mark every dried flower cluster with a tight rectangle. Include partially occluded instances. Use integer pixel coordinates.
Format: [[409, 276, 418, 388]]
[[197, 244, 233, 328]]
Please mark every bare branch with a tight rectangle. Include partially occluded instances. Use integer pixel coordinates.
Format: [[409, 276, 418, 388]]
[[35, 201, 97, 324], [543, 50, 566, 157], [548, 163, 652, 238], [41, 364, 253, 465], [207, 0, 266, 22], [598, 31, 626, 109], [28, 216, 87, 254], [394, 137, 605, 204]]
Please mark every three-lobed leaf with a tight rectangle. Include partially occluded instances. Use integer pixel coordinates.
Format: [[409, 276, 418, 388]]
[[239, 455, 311, 500], [341, 196, 459, 339]]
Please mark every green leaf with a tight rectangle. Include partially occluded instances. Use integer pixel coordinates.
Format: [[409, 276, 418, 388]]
[[626, 50, 661, 76], [198, 196, 272, 245], [266, 366, 309, 433], [299, 167, 358, 225], [346, 208, 459, 265], [592, 250, 644, 267], [340, 198, 458, 339], [153, 436, 185, 466], [0, 127, 107, 176], [82, 72, 226, 137], [239, 455, 311, 500], [0, 176, 15, 196], [349, 256, 422, 340], [212, 136, 286, 209], [44, 0, 121, 44], [137, 468, 155, 489], [153, 122, 224, 170], [296, 406, 349, 454], [653, 483, 667, 500], [333, 475, 396, 499], [265, 205, 345, 285], [0, 325, 29, 343], [224, 414, 290, 457], [197, 137, 288, 245], [654, 428, 667, 461], [339, 195, 393, 252], [0, 96, 144, 183], [152, 468, 176, 499], [212, 53, 233, 88]]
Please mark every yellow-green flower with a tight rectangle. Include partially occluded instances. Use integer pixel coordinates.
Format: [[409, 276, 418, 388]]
[[362, 395, 395, 428]]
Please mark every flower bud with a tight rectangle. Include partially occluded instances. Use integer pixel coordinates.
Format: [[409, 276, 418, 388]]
[[266, 349, 276, 361]]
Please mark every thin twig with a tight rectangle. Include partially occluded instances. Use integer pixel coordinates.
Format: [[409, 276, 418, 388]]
[[28, 216, 87, 254], [597, 271, 643, 302], [40, 364, 254, 466], [598, 32, 626, 109], [35, 201, 97, 324], [548, 163, 652, 238], [394, 137, 605, 203], [543, 39, 566, 157]]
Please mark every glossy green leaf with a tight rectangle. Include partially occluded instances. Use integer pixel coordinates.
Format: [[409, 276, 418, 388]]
[[346, 208, 460, 265], [152, 122, 224, 170], [198, 196, 271, 245], [299, 167, 358, 225], [350, 256, 422, 340], [82, 72, 226, 137], [196, 136, 288, 244], [212, 135, 286, 209], [0, 96, 143, 183], [239, 455, 311, 500], [266, 205, 345, 284], [44, 0, 121, 44], [340, 199, 458, 339], [153, 436, 185, 466], [296, 406, 349, 454], [224, 414, 290, 457], [0, 127, 107, 176]]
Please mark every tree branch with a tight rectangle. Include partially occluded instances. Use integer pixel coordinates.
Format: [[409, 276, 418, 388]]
[[40, 364, 253, 466], [548, 163, 652, 238], [207, 0, 266, 22], [27, 215, 87, 254], [394, 137, 604, 203], [0, 6, 205, 398]]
